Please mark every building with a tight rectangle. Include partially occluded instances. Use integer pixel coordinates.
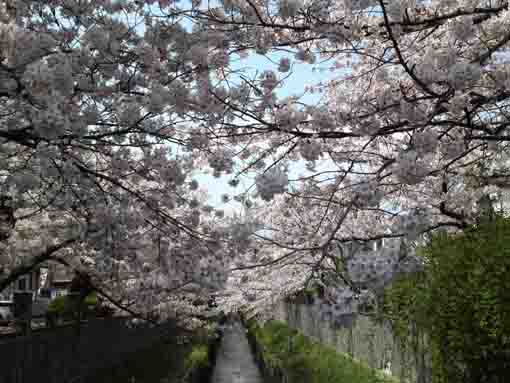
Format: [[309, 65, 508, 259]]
[[0, 262, 74, 320], [40, 263, 73, 299], [0, 268, 43, 302]]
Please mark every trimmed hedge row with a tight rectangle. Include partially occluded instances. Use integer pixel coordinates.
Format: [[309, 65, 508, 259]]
[[245, 319, 398, 383]]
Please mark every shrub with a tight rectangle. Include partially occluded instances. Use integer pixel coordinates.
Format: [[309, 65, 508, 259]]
[[84, 292, 98, 306], [383, 217, 510, 383], [184, 344, 209, 371], [46, 292, 101, 320], [182, 331, 221, 383], [47, 295, 73, 318]]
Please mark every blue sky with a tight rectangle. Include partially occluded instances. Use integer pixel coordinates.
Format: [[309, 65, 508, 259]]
[[138, 2, 341, 213], [195, 52, 340, 213]]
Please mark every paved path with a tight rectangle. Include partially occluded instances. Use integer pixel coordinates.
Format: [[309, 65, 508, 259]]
[[211, 322, 263, 383]]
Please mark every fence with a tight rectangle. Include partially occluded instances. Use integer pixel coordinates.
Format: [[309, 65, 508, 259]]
[[0, 317, 181, 383], [274, 301, 432, 383]]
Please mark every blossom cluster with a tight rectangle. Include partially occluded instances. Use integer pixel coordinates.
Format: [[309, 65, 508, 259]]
[[255, 166, 289, 201]]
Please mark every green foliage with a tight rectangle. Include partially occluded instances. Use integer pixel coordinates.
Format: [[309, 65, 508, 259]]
[[383, 217, 510, 383], [248, 319, 398, 383], [184, 344, 209, 371], [84, 292, 98, 306], [48, 296, 66, 312], [47, 296, 73, 316], [47, 292, 99, 318]]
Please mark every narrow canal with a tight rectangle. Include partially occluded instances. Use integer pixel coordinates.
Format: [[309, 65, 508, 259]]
[[84, 336, 193, 383], [85, 321, 264, 383]]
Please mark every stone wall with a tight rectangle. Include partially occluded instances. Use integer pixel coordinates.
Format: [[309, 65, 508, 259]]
[[273, 301, 432, 383], [0, 317, 182, 383]]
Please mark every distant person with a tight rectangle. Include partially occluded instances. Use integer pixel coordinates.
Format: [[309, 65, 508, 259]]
[[217, 311, 228, 337]]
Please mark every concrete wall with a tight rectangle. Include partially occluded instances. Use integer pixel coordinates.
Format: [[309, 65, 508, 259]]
[[0, 317, 181, 383], [273, 301, 432, 383]]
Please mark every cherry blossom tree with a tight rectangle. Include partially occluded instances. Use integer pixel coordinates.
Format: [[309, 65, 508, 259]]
[[0, 0, 257, 323], [192, 0, 510, 321]]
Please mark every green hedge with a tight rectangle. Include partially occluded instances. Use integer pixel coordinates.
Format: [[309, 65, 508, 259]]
[[46, 292, 109, 321], [383, 217, 510, 383], [182, 324, 223, 383], [184, 344, 210, 372], [247, 319, 398, 383], [47, 295, 69, 315]]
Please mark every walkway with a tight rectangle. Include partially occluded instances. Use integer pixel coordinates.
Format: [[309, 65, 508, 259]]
[[211, 321, 263, 383]]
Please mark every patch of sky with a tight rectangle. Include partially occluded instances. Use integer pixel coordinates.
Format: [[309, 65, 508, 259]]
[[136, 1, 347, 214], [194, 52, 344, 214]]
